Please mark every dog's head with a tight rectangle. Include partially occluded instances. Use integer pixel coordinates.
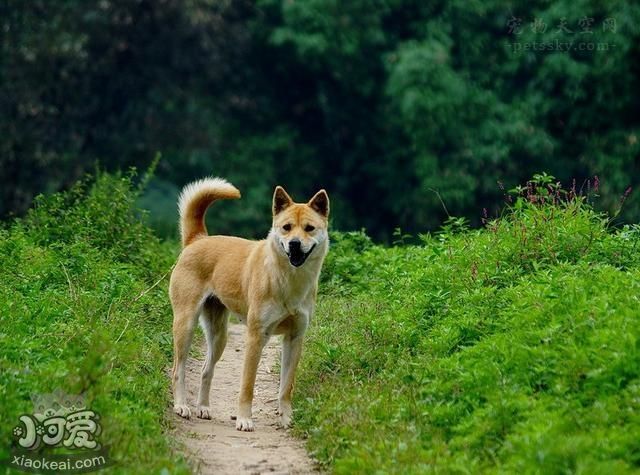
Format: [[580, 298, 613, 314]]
[[271, 186, 330, 268]]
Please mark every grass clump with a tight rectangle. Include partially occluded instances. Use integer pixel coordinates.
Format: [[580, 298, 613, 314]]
[[297, 176, 640, 473], [0, 172, 187, 473]]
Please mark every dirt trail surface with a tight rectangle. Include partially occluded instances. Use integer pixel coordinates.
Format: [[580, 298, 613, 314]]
[[170, 323, 318, 474]]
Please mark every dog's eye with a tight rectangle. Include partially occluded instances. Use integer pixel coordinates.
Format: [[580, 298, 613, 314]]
[[282, 224, 292, 231], [304, 225, 315, 232]]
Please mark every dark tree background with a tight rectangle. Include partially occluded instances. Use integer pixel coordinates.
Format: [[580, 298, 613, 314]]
[[2, 0, 639, 240]]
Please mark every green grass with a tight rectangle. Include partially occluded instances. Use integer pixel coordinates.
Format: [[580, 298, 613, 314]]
[[295, 179, 640, 473], [3, 171, 639, 474], [0, 172, 189, 473]]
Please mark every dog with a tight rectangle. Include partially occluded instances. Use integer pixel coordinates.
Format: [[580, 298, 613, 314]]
[[170, 177, 329, 431]]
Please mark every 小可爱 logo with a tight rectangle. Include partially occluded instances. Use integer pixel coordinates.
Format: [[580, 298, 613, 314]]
[[5, 389, 110, 473]]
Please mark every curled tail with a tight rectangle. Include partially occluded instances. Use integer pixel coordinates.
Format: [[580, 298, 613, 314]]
[[178, 177, 241, 247]]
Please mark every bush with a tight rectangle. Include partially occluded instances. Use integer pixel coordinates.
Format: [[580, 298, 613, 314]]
[[0, 172, 187, 473], [298, 177, 640, 473]]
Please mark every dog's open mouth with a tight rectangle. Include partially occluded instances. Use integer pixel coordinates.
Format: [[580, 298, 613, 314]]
[[285, 244, 316, 267]]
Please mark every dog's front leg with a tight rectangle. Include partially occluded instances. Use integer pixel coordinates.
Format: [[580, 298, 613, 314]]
[[236, 324, 268, 431], [278, 332, 304, 428], [278, 313, 308, 428]]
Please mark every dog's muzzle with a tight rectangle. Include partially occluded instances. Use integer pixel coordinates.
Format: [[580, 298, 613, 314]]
[[283, 239, 316, 267]]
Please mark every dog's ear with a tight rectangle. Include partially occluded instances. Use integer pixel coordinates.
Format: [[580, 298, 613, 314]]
[[273, 186, 293, 216], [308, 189, 329, 218]]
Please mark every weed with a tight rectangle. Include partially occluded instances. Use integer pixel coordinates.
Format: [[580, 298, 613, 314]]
[[295, 176, 640, 473], [0, 172, 187, 473]]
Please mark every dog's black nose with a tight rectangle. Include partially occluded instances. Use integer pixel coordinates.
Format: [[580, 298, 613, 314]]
[[289, 239, 301, 251]]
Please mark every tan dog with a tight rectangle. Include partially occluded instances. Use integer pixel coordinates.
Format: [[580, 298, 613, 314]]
[[170, 178, 329, 431]]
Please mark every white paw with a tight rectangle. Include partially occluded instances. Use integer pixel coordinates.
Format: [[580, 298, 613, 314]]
[[174, 404, 191, 419], [235, 416, 255, 431], [279, 413, 292, 429], [196, 406, 211, 419], [278, 405, 293, 428]]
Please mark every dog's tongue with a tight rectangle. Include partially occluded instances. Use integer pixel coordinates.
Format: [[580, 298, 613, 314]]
[[289, 249, 306, 267]]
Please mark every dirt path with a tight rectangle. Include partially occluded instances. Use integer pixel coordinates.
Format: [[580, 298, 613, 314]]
[[170, 323, 318, 474]]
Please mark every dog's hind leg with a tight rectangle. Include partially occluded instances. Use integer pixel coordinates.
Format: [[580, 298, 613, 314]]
[[196, 297, 228, 419], [172, 296, 203, 419]]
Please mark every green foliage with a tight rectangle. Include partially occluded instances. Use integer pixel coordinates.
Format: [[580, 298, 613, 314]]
[[3, 1, 638, 240], [23, 170, 164, 269], [0, 173, 187, 473], [0, 0, 253, 222], [296, 182, 640, 472]]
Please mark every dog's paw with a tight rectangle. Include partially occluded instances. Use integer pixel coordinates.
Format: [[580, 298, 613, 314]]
[[279, 413, 292, 429], [174, 404, 191, 419], [196, 406, 211, 420], [235, 417, 255, 431], [277, 403, 293, 429]]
